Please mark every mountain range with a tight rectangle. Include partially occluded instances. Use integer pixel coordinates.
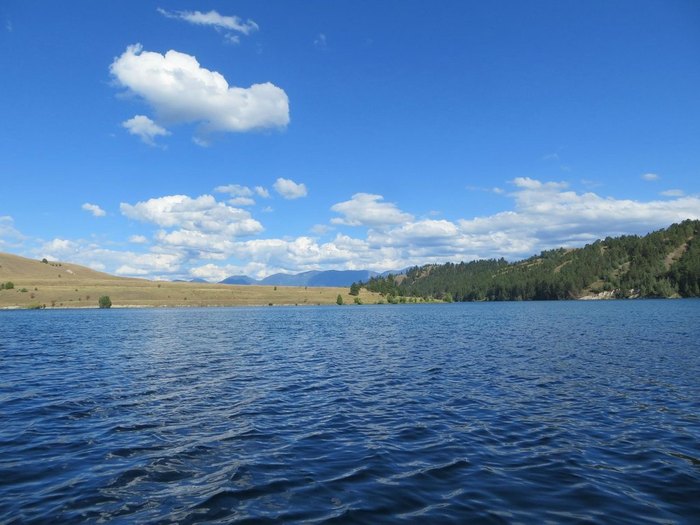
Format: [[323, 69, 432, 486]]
[[218, 269, 404, 287]]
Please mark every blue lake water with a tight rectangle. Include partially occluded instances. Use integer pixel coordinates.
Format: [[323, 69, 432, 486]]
[[1, 301, 699, 523]]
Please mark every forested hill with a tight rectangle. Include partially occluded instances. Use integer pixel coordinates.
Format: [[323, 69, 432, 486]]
[[359, 220, 700, 301]]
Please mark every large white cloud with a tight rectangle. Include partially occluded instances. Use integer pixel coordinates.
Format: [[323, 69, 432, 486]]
[[331, 193, 413, 227], [120, 194, 263, 259], [110, 44, 289, 140], [120, 195, 262, 234]]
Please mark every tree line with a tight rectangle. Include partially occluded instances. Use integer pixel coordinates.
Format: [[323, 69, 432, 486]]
[[354, 220, 700, 301]]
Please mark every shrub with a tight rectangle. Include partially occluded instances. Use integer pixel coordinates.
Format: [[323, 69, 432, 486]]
[[354, 297, 363, 305], [336, 294, 344, 305], [4, 281, 14, 290], [98, 296, 112, 309]]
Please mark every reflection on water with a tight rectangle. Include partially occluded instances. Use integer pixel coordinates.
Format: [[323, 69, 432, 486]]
[[1, 301, 699, 523]]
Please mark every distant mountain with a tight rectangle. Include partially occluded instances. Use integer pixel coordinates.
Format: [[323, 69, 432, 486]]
[[218, 269, 407, 287], [220, 275, 258, 285]]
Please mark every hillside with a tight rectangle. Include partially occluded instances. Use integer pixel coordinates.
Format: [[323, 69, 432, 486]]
[[0, 253, 379, 309], [360, 220, 700, 301]]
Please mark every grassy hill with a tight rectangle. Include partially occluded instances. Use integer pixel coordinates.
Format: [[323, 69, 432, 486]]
[[361, 220, 700, 301], [0, 253, 379, 309]]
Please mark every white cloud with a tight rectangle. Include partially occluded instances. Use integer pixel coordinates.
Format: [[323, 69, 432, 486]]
[[273, 178, 307, 199], [115, 252, 184, 276], [120, 194, 264, 260], [228, 197, 256, 207], [110, 44, 289, 141], [122, 115, 170, 146], [121, 194, 263, 235], [0, 216, 25, 249], [215, 184, 253, 197], [15, 179, 699, 282], [41, 238, 79, 260], [642, 172, 660, 181], [331, 193, 413, 227], [158, 8, 258, 35], [311, 224, 332, 235], [129, 234, 148, 244], [81, 203, 106, 217], [0, 216, 22, 239], [255, 186, 270, 198], [660, 189, 684, 197]]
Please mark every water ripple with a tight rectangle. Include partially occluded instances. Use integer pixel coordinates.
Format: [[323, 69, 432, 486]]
[[1, 301, 699, 523]]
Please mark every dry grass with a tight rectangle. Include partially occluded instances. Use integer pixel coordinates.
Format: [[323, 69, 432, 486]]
[[0, 252, 380, 309]]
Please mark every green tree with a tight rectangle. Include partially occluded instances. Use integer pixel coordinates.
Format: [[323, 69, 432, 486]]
[[336, 294, 344, 305], [98, 295, 112, 309], [349, 282, 360, 296]]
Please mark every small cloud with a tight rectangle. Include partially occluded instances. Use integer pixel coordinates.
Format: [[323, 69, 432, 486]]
[[157, 8, 258, 42], [129, 234, 148, 244], [331, 193, 413, 228], [0, 215, 25, 245], [314, 33, 327, 48], [466, 185, 505, 194], [273, 178, 307, 199], [660, 189, 684, 197], [224, 34, 241, 45], [262, 206, 274, 213], [82, 203, 106, 217], [216, 184, 253, 197], [311, 224, 331, 235], [122, 115, 170, 146], [641, 172, 660, 181], [542, 153, 560, 161], [254, 186, 270, 198], [228, 197, 256, 207], [5, 19, 12, 32]]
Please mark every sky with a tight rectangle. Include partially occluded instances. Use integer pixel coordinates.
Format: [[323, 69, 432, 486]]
[[1, 1, 699, 281]]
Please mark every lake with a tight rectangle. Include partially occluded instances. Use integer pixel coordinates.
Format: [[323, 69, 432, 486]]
[[1, 301, 699, 523]]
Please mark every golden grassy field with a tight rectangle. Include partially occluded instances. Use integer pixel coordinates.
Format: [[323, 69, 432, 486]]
[[0, 252, 380, 309]]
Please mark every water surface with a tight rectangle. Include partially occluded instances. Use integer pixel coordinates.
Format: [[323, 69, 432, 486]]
[[1, 301, 699, 523]]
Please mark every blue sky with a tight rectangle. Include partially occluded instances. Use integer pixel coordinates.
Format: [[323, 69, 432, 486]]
[[1, 1, 699, 280]]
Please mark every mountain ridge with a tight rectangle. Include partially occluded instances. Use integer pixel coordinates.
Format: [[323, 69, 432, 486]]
[[360, 220, 700, 300], [219, 269, 406, 287]]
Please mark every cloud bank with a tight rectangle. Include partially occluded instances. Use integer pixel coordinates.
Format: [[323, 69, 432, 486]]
[[20, 178, 700, 281]]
